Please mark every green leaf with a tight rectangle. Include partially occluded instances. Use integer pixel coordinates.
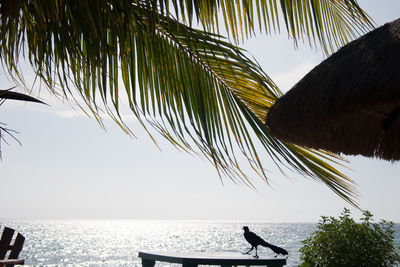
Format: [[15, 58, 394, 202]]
[[162, 0, 374, 53]]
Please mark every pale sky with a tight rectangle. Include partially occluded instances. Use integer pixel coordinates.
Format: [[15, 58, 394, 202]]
[[1, 0, 399, 222]]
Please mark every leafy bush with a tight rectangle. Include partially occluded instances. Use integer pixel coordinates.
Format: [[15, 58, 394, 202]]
[[299, 208, 400, 267]]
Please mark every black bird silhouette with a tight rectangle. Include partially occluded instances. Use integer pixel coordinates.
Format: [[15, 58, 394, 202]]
[[242, 226, 288, 258]]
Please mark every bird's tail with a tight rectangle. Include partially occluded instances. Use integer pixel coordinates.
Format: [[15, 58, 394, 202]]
[[261, 241, 288, 255]]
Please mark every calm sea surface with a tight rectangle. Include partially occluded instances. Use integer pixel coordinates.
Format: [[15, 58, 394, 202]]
[[1, 220, 399, 266]]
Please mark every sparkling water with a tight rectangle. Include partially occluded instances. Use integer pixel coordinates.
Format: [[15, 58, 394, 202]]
[[1, 220, 399, 266]]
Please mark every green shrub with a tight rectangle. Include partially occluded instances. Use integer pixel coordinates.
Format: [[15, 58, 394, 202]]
[[299, 208, 400, 267]]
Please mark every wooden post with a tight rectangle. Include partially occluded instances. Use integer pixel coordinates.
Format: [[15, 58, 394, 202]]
[[141, 259, 156, 267]]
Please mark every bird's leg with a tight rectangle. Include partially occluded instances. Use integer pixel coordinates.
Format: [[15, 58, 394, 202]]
[[242, 246, 254, 255], [253, 247, 259, 258]]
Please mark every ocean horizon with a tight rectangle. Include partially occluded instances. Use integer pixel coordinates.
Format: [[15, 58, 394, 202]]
[[1, 220, 399, 266]]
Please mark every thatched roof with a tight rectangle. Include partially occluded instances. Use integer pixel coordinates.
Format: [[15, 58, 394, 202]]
[[265, 18, 400, 160]]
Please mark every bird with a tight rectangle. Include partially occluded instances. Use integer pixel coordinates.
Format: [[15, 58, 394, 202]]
[[242, 226, 288, 258]]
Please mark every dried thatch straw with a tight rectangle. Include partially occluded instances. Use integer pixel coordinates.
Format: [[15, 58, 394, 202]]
[[266, 18, 400, 160]]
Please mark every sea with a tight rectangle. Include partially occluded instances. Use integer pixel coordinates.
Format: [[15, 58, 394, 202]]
[[1, 220, 399, 266]]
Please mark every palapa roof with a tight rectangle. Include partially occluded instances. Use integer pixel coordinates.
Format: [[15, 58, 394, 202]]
[[265, 18, 400, 160]]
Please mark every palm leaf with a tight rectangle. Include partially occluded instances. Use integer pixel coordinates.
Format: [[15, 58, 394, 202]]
[[0, 87, 45, 158], [0, 0, 364, 204], [159, 0, 374, 53], [0, 88, 46, 104]]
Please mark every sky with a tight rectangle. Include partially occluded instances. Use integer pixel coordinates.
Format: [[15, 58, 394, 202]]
[[1, 0, 399, 222]]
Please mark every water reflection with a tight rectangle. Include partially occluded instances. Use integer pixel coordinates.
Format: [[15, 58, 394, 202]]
[[3, 220, 398, 266]]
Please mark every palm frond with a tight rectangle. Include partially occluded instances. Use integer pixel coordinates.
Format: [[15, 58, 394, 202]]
[[0, 88, 46, 104], [0, 0, 359, 204], [0, 87, 45, 158], [160, 0, 374, 53]]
